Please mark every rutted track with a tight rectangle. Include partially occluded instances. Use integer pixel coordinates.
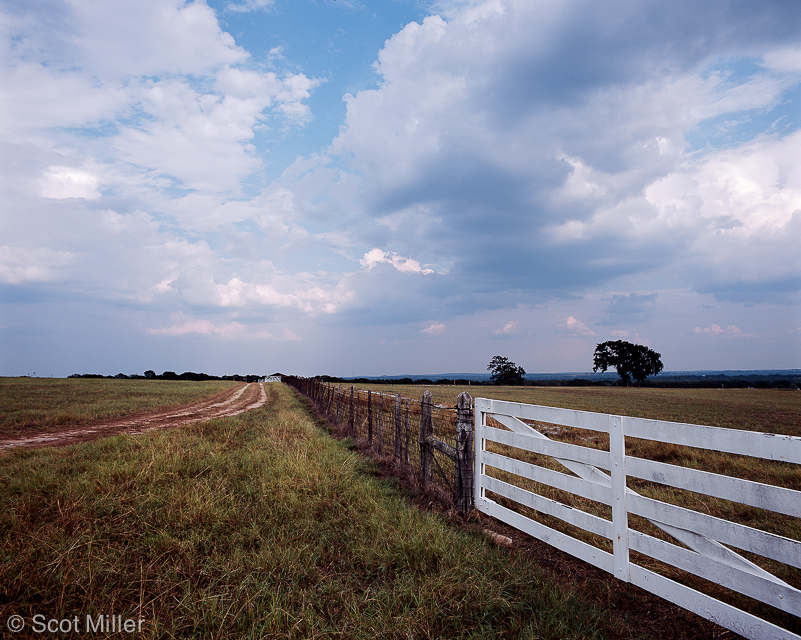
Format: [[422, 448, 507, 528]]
[[0, 382, 268, 452]]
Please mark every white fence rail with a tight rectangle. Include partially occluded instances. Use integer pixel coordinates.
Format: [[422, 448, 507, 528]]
[[474, 397, 801, 640]]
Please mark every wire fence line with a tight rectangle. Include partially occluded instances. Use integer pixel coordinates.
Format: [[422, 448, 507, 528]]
[[283, 376, 474, 514]]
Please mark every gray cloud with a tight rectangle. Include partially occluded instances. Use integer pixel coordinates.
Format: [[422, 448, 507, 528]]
[[316, 0, 801, 316]]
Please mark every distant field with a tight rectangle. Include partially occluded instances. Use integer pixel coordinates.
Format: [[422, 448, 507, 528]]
[[355, 383, 801, 436], [0, 377, 236, 437]]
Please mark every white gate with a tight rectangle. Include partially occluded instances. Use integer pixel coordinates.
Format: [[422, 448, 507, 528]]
[[474, 397, 801, 640]]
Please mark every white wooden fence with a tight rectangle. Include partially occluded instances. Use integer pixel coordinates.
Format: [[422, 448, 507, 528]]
[[474, 398, 801, 640]]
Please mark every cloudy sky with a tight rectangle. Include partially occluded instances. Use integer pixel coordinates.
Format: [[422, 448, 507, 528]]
[[1, 0, 800, 378]]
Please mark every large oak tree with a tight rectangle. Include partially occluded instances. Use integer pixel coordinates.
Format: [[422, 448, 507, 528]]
[[487, 355, 526, 385], [593, 340, 663, 385]]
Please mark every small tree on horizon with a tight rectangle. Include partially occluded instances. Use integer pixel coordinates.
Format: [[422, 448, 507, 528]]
[[487, 355, 526, 385], [593, 340, 663, 386]]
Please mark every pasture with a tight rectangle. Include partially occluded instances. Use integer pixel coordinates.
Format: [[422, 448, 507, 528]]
[[355, 383, 801, 435], [0, 377, 237, 437]]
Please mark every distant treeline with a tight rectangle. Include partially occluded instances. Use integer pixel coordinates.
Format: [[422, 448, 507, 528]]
[[316, 374, 800, 389], [65, 371, 799, 389], [68, 371, 265, 383]]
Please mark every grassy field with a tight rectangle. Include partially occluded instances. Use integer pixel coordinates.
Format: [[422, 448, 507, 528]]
[[0, 377, 237, 437], [355, 384, 801, 435], [0, 382, 626, 640]]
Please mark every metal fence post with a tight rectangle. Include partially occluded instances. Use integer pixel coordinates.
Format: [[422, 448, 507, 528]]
[[377, 392, 383, 453], [404, 398, 410, 465], [367, 390, 373, 445], [394, 393, 402, 461]]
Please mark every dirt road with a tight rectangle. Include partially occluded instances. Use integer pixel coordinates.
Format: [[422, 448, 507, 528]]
[[0, 382, 268, 452]]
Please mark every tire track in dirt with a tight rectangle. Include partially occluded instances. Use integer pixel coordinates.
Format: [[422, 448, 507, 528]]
[[0, 382, 269, 452]]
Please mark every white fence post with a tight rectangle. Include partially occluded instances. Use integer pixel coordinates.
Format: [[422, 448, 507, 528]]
[[474, 399, 486, 510], [609, 414, 629, 582]]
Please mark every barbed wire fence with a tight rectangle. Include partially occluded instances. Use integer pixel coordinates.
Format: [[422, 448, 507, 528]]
[[282, 376, 474, 514]]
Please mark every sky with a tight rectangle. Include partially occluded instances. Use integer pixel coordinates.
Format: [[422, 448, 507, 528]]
[[1, 0, 800, 378]]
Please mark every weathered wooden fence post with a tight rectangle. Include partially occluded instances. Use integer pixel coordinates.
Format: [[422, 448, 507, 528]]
[[367, 390, 373, 445], [336, 384, 342, 424], [349, 386, 355, 435], [394, 393, 402, 461], [455, 391, 473, 514], [420, 391, 433, 484], [326, 383, 334, 416]]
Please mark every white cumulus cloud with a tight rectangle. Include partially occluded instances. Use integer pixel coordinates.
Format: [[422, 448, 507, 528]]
[[360, 248, 434, 275], [494, 321, 519, 335], [422, 322, 446, 335], [562, 316, 596, 336]]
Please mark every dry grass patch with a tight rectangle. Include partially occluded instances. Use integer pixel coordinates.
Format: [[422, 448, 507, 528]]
[[0, 377, 236, 437], [358, 384, 801, 435]]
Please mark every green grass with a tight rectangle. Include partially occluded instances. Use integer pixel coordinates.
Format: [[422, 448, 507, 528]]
[[0, 377, 237, 437], [0, 383, 620, 640]]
